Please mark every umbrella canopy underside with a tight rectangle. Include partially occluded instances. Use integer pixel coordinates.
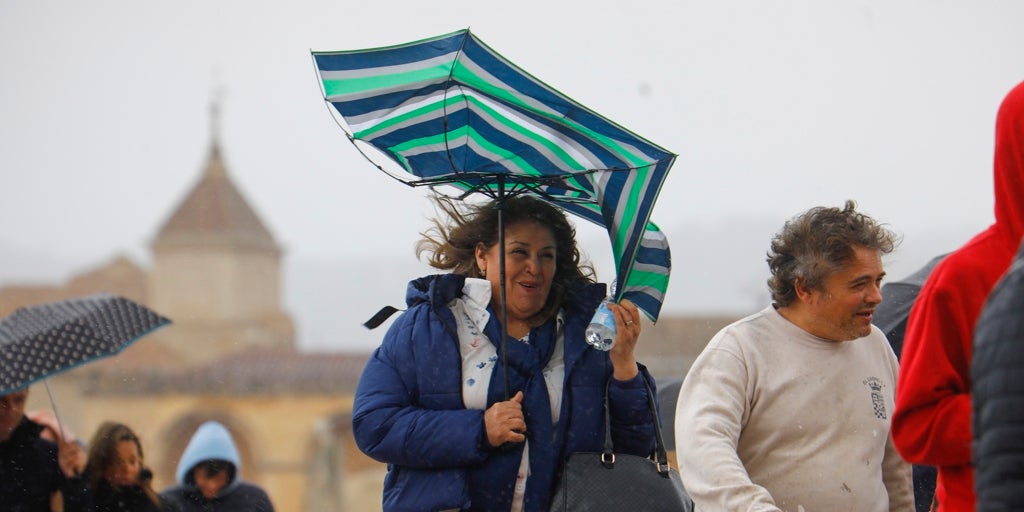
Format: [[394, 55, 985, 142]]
[[313, 29, 676, 320], [0, 294, 171, 395]]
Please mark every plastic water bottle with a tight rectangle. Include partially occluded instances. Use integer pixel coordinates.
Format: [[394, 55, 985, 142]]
[[585, 296, 617, 351]]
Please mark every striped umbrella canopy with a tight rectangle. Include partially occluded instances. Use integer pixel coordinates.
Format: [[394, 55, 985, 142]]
[[312, 29, 676, 321]]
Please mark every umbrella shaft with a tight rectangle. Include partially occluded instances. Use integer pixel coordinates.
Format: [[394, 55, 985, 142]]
[[43, 379, 67, 443], [497, 174, 510, 400]]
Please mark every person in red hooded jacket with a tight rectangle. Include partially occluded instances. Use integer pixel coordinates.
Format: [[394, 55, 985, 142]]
[[892, 79, 1024, 511]]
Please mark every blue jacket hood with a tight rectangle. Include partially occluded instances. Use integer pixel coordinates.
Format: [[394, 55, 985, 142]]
[[175, 421, 242, 491], [405, 274, 465, 307]]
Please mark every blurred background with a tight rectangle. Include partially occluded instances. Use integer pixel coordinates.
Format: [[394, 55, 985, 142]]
[[3, 1, 1023, 510]]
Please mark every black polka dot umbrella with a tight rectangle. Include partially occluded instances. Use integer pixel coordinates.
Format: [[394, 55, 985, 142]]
[[0, 293, 171, 395]]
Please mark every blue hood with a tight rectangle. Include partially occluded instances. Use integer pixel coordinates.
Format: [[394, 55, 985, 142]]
[[175, 421, 242, 493]]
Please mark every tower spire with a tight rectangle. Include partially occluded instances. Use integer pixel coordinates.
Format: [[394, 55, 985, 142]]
[[205, 88, 227, 178], [210, 88, 223, 154]]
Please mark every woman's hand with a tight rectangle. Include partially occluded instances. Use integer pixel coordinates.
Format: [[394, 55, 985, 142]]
[[608, 299, 641, 381], [57, 439, 85, 478], [484, 391, 526, 447]]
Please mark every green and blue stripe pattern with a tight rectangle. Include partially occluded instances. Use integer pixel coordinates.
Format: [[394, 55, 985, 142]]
[[312, 29, 676, 320]]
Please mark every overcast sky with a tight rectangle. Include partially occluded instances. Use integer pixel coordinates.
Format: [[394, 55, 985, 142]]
[[3, 1, 1023, 352]]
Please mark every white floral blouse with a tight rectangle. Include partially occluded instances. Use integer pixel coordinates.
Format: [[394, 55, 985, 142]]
[[450, 278, 566, 512]]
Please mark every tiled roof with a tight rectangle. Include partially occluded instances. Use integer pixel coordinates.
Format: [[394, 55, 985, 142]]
[[152, 143, 278, 251], [74, 313, 738, 396], [82, 349, 370, 396], [86, 337, 186, 372], [634, 314, 742, 379]]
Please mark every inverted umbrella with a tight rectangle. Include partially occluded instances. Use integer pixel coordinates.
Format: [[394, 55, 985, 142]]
[[0, 293, 171, 437], [311, 29, 676, 322]]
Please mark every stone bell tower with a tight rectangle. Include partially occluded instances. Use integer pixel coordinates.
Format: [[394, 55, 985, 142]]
[[147, 101, 295, 365]]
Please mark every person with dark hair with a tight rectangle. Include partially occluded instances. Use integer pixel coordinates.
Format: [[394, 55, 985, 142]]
[[0, 386, 92, 512], [674, 200, 913, 511], [972, 241, 1024, 510], [892, 79, 1024, 512], [872, 255, 947, 512], [84, 421, 179, 512], [158, 421, 273, 512], [352, 194, 657, 511]]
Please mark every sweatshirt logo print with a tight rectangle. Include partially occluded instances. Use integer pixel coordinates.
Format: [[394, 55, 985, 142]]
[[863, 377, 887, 419]]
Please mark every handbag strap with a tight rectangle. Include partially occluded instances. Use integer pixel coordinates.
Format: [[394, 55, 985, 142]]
[[602, 374, 672, 475]]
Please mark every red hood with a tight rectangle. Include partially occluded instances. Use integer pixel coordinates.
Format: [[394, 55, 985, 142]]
[[993, 80, 1024, 249]]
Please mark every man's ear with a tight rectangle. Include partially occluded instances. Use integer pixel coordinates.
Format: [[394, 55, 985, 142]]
[[793, 278, 815, 304]]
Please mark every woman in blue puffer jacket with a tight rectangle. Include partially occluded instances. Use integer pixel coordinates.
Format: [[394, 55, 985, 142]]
[[353, 195, 658, 512]]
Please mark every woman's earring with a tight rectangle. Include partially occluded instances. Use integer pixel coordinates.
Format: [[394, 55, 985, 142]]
[[479, 266, 486, 277]]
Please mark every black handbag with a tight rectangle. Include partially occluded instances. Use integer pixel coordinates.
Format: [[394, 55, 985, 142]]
[[550, 377, 694, 512]]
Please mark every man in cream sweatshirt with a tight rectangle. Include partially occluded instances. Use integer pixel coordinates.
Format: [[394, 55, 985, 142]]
[[675, 201, 913, 511]]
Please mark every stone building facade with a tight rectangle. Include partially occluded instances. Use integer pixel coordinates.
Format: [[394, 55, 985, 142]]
[[2, 133, 385, 511]]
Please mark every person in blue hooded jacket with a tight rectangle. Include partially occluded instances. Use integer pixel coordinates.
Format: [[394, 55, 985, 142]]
[[353, 195, 658, 512], [158, 421, 273, 512]]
